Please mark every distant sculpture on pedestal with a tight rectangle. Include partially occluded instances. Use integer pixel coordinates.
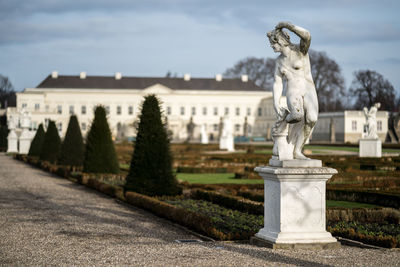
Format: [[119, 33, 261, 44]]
[[19, 109, 33, 154], [219, 117, 234, 151], [330, 118, 336, 143], [200, 124, 209, 144], [252, 22, 339, 249], [363, 103, 380, 139], [360, 103, 382, 157], [267, 21, 318, 162], [186, 117, 195, 142], [243, 117, 248, 138], [7, 115, 18, 153]]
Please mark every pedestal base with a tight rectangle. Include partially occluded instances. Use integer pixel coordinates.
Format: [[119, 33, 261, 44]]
[[359, 139, 382, 157], [253, 165, 338, 249], [7, 132, 18, 153], [250, 236, 340, 249], [219, 136, 234, 151], [19, 138, 31, 154]]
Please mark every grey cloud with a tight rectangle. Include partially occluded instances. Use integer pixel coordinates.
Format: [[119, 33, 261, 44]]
[[378, 58, 400, 64], [0, 17, 120, 45]]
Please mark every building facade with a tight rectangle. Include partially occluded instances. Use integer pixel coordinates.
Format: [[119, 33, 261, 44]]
[[313, 111, 389, 143], [9, 72, 275, 142]]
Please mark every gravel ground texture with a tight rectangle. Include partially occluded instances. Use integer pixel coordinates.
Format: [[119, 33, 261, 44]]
[[0, 153, 399, 266]]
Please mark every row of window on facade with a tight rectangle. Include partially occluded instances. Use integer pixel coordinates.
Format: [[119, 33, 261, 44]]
[[22, 103, 273, 117], [351, 120, 382, 131], [171, 106, 272, 117], [31, 120, 252, 135]]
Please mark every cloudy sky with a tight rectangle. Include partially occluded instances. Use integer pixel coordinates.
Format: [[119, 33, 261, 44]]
[[1, 0, 399, 96]]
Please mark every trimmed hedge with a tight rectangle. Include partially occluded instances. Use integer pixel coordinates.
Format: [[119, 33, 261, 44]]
[[327, 208, 400, 224], [191, 189, 263, 215], [236, 191, 264, 202], [125, 191, 226, 240], [39, 121, 61, 164], [327, 189, 400, 209], [328, 223, 399, 248], [84, 106, 120, 174], [176, 166, 228, 173], [0, 125, 8, 152], [28, 124, 45, 157], [125, 95, 181, 196], [58, 115, 85, 167]]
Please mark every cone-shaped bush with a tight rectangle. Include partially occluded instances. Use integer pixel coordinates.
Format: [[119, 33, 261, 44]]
[[39, 121, 61, 163], [58, 115, 85, 167], [0, 125, 8, 151], [83, 106, 119, 173], [28, 124, 45, 157], [125, 94, 181, 196]]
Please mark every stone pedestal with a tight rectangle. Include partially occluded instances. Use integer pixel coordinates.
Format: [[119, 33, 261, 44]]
[[200, 125, 209, 144], [359, 139, 381, 158], [251, 161, 339, 249], [7, 129, 18, 153], [19, 129, 32, 154], [219, 135, 234, 152]]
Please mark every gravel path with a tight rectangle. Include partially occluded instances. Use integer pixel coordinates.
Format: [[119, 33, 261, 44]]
[[0, 153, 399, 266]]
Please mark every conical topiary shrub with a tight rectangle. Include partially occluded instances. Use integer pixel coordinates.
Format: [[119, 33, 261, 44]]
[[125, 94, 181, 196], [39, 121, 61, 163], [0, 125, 8, 151], [83, 106, 119, 174], [58, 115, 85, 167], [28, 124, 45, 157]]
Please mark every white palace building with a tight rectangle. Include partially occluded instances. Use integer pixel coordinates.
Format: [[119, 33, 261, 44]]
[[8, 72, 276, 142], [6, 71, 389, 145]]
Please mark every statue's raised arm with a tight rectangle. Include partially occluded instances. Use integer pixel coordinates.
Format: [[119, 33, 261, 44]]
[[275, 21, 311, 55]]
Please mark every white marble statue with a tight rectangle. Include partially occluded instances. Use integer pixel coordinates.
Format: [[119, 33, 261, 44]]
[[267, 21, 318, 160], [20, 108, 31, 129], [200, 124, 209, 144], [363, 103, 380, 139], [219, 117, 234, 151], [19, 109, 33, 154], [7, 115, 18, 153]]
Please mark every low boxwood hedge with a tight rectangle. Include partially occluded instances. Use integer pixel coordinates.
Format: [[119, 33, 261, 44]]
[[327, 189, 400, 209], [191, 189, 263, 215], [125, 191, 227, 240], [328, 221, 400, 248]]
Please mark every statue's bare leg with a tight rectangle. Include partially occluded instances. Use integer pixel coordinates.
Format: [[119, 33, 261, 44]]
[[284, 93, 308, 159], [292, 90, 318, 159]]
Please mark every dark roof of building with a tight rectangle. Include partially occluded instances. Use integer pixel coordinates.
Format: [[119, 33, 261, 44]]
[[36, 75, 266, 91]]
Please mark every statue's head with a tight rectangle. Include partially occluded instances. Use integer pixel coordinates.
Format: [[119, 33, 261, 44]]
[[375, 103, 381, 108], [267, 28, 290, 52]]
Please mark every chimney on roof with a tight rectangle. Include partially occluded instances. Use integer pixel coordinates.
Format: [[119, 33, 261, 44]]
[[115, 72, 122, 80], [184, 73, 191, 81], [215, 74, 222, 82], [51, 71, 58, 79], [80, 72, 86, 79], [241, 74, 248, 82]]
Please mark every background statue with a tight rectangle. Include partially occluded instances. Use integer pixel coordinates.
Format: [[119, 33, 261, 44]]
[[363, 103, 380, 139], [267, 21, 318, 160], [186, 116, 195, 142]]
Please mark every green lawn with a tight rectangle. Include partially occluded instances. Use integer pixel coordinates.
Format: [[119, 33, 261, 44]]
[[254, 145, 400, 154], [326, 200, 379, 208], [176, 173, 264, 184]]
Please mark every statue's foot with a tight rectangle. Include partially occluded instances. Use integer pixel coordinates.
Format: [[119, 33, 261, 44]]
[[294, 151, 310, 160]]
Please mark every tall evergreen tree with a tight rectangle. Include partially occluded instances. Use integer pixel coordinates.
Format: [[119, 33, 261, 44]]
[[39, 121, 61, 163], [28, 124, 45, 157], [125, 94, 181, 196], [58, 115, 85, 167], [83, 106, 119, 173]]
